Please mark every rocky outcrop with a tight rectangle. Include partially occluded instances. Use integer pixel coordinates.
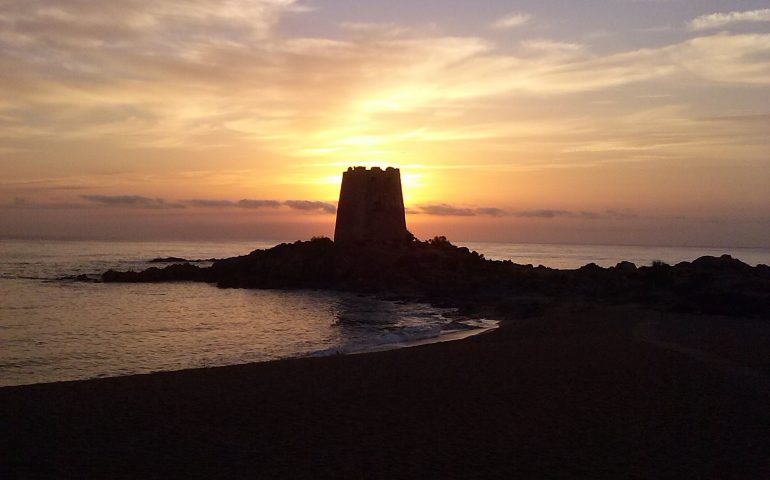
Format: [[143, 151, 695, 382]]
[[100, 237, 770, 319], [148, 257, 216, 263], [103, 263, 209, 283], [149, 257, 192, 263]]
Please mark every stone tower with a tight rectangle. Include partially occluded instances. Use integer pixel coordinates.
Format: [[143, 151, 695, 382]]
[[334, 166, 408, 244]]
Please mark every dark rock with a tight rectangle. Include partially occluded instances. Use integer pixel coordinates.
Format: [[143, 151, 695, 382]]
[[59, 274, 100, 282], [578, 262, 604, 272], [614, 261, 637, 272], [103, 263, 207, 283], [149, 257, 218, 263], [149, 257, 191, 263], [99, 237, 770, 319], [690, 254, 750, 271]]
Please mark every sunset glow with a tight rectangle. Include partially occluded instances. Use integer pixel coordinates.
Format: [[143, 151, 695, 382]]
[[0, 0, 768, 245]]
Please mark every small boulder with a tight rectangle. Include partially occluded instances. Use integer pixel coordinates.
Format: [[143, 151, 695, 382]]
[[614, 261, 637, 272], [149, 257, 190, 263]]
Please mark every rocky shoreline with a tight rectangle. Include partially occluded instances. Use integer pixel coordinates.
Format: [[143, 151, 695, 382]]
[[99, 236, 770, 320]]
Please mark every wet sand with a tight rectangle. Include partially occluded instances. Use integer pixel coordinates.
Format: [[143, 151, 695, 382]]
[[2, 303, 769, 479]]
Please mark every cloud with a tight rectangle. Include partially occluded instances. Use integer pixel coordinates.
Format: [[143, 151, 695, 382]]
[[515, 209, 639, 220], [474, 207, 507, 217], [3, 199, 89, 210], [672, 33, 770, 85], [1, 0, 769, 171], [414, 205, 570, 218], [237, 199, 283, 209], [697, 113, 770, 124], [520, 40, 585, 52], [418, 204, 476, 216], [81, 195, 185, 209], [284, 200, 336, 214], [411, 204, 638, 220], [491, 13, 532, 29], [0, 0, 306, 46], [528, 33, 770, 91], [515, 209, 571, 219], [688, 9, 770, 31], [184, 199, 237, 208], [174, 198, 334, 211], [12, 195, 336, 213], [184, 199, 283, 209]]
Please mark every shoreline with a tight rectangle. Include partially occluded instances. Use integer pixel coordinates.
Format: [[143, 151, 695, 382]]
[[0, 311, 500, 390], [2, 301, 769, 478], [324, 317, 500, 356], [0, 279, 500, 389]]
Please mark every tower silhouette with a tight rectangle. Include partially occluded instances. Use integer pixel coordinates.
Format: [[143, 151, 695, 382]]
[[334, 166, 408, 244]]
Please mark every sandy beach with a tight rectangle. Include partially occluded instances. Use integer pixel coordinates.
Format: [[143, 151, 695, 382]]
[[2, 302, 768, 479]]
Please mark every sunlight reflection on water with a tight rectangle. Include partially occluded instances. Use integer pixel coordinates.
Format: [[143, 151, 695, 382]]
[[0, 279, 465, 386]]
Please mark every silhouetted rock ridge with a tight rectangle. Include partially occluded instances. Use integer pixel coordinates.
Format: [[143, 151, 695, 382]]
[[100, 238, 770, 319]]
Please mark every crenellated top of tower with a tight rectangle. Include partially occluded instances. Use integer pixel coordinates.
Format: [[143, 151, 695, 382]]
[[346, 166, 400, 175]]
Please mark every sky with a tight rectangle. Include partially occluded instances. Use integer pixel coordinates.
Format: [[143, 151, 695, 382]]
[[0, 0, 768, 246]]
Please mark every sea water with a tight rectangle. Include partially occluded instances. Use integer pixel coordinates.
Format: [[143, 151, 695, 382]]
[[1, 239, 767, 387], [0, 239, 495, 387]]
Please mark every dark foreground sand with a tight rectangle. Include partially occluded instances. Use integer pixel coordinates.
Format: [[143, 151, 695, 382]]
[[2, 303, 769, 479]]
